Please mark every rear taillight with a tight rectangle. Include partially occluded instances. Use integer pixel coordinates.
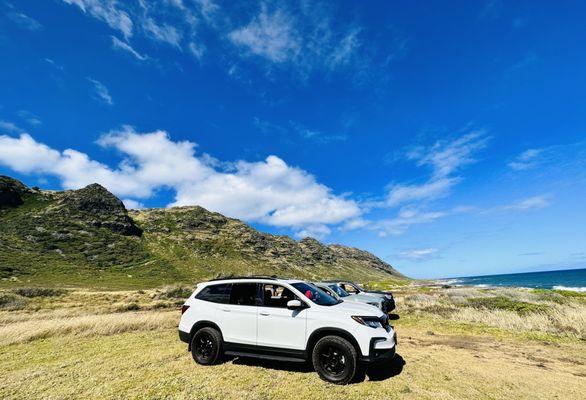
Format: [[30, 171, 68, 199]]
[[181, 305, 190, 315]]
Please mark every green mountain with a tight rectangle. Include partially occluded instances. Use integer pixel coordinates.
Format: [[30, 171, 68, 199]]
[[0, 176, 405, 288]]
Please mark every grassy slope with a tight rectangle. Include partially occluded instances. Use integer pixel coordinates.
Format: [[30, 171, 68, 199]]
[[1, 189, 405, 289], [1, 285, 585, 400], [0, 190, 182, 289]]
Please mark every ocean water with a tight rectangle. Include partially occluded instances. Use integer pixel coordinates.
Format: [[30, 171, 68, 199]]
[[441, 268, 586, 292]]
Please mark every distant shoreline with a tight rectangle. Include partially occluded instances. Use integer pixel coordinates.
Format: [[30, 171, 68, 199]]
[[433, 268, 586, 292]]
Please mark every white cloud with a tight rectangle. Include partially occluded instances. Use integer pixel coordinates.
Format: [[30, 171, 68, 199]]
[[7, 11, 43, 31], [327, 28, 361, 68], [398, 247, 439, 261], [142, 17, 182, 47], [188, 42, 205, 60], [61, 0, 383, 79], [372, 207, 447, 236], [122, 198, 144, 209], [289, 120, 347, 144], [0, 128, 361, 234], [0, 120, 24, 134], [229, 5, 299, 63], [501, 195, 551, 211], [228, 2, 364, 75], [111, 36, 147, 61], [63, 0, 133, 38], [407, 131, 489, 179], [387, 177, 459, 207], [0, 133, 63, 174], [387, 131, 488, 207], [17, 110, 42, 126], [87, 78, 113, 105], [295, 224, 331, 240], [508, 148, 542, 171]]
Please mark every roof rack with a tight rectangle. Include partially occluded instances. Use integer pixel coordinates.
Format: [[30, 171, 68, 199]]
[[208, 275, 280, 281]]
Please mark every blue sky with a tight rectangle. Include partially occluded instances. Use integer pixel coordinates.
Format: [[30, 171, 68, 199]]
[[1, 0, 585, 278]]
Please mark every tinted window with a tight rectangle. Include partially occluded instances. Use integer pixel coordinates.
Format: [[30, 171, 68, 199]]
[[262, 284, 301, 308], [342, 283, 359, 294], [319, 285, 337, 298], [292, 282, 339, 306], [230, 283, 258, 306], [195, 283, 232, 304], [328, 284, 349, 297]]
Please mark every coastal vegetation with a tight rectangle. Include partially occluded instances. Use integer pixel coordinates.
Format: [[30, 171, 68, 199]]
[[1, 283, 585, 399]]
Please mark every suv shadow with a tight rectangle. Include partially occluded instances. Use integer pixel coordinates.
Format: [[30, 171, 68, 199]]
[[227, 353, 406, 383], [366, 354, 406, 381]]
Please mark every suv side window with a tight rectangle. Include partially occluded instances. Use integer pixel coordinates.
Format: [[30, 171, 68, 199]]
[[195, 283, 232, 303], [342, 283, 359, 294], [262, 284, 301, 308], [230, 283, 258, 306]]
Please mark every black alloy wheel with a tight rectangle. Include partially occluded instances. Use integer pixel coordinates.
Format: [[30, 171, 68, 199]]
[[191, 327, 222, 365], [312, 335, 359, 384]]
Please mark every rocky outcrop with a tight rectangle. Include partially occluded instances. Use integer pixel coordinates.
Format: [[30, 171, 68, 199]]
[[0, 175, 29, 208], [55, 184, 142, 236]]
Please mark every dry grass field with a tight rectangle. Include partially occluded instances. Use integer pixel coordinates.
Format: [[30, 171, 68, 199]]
[[1, 284, 585, 399]]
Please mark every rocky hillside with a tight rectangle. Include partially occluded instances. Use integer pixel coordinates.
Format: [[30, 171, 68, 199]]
[[0, 176, 404, 288]]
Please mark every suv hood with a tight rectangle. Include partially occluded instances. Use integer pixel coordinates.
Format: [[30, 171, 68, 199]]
[[349, 293, 383, 304], [332, 300, 384, 317], [365, 289, 392, 295]]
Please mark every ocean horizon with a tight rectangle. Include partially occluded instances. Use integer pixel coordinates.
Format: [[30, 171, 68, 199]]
[[439, 268, 586, 292]]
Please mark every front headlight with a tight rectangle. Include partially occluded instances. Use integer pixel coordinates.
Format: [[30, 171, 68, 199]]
[[384, 294, 393, 300], [351, 316, 382, 329]]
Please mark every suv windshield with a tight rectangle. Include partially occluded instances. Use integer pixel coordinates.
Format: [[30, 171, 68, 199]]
[[328, 284, 350, 297], [292, 282, 340, 306]]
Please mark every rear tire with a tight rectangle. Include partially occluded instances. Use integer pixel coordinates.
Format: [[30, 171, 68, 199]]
[[191, 327, 222, 365], [312, 335, 359, 385]]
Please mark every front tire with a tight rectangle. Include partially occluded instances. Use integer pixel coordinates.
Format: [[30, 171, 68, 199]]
[[191, 327, 222, 365], [312, 335, 359, 384]]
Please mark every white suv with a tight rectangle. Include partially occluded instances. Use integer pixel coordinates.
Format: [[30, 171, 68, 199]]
[[179, 277, 397, 384]]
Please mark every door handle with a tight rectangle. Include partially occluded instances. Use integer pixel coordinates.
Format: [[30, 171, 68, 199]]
[[221, 308, 231, 312], [259, 312, 270, 316]]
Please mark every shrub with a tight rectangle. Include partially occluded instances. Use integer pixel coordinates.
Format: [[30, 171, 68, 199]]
[[467, 296, 549, 315], [552, 290, 586, 299], [157, 285, 192, 299], [0, 293, 28, 310], [116, 303, 140, 312], [13, 287, 65, 298]]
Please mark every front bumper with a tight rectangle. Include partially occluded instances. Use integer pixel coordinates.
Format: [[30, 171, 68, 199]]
[[360, 331, 397, 364]]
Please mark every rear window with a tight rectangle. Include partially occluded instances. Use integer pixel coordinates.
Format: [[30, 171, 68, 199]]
[[195, 283, 232, 304]]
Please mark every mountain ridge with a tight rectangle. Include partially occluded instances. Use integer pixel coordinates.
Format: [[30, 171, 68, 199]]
[[0, 175, 405, 288]]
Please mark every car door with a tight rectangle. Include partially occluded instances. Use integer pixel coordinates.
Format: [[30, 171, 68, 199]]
[[256, 284, 307, 350], [218, 282, 258, 345]]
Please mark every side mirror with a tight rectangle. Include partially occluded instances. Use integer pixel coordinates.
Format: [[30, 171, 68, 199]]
[[287, 299, 303, 309]]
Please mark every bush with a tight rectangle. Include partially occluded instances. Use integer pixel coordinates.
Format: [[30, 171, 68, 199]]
[[157, 285, 192, 300], [0, 293, 28, 310], [116, 302, 140, 312], [467, 296, 549, 315], [13, 287, 65, 298]]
